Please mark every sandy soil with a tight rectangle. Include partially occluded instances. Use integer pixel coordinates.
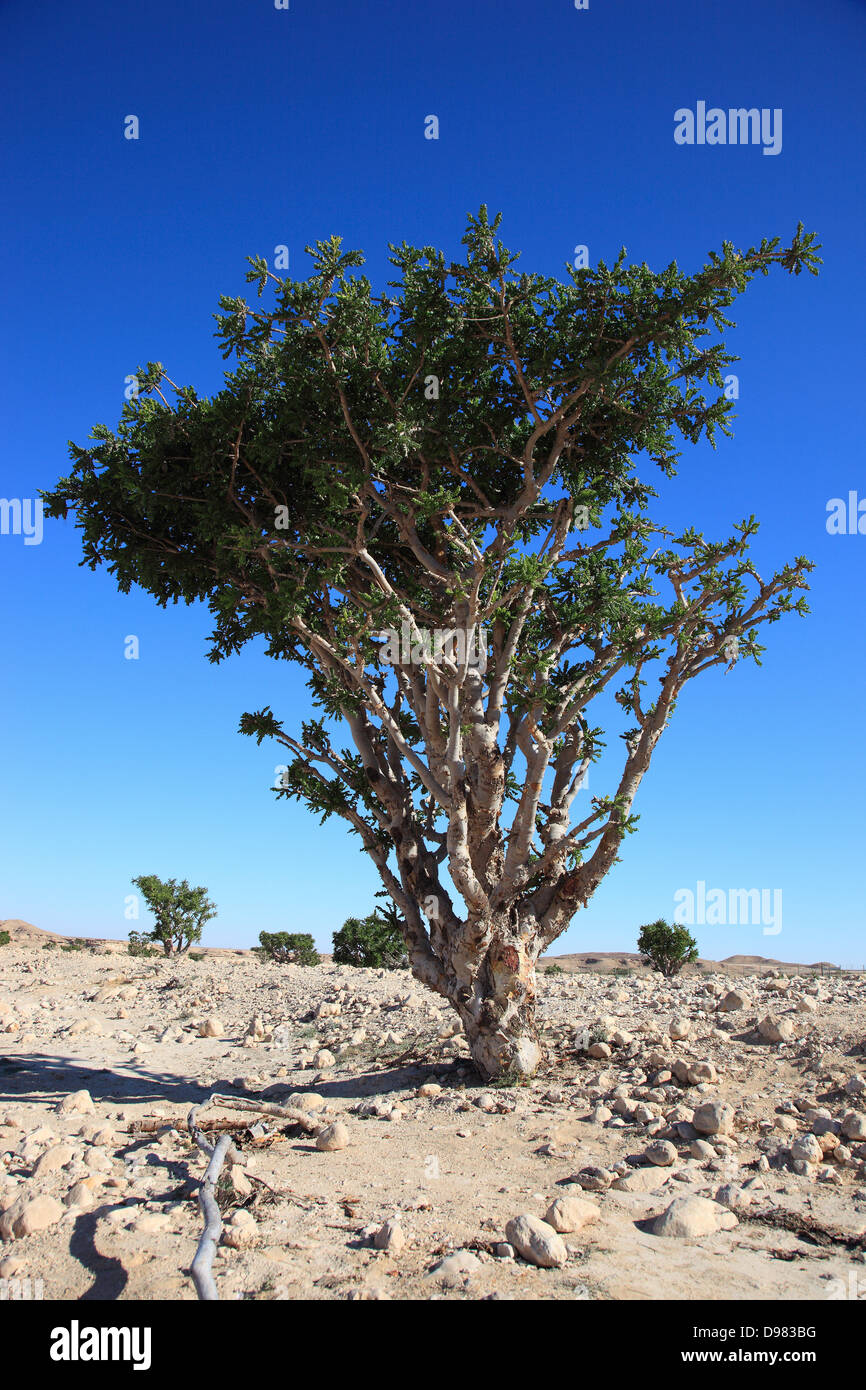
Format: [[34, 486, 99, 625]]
[[1, 930, 865, 1302]]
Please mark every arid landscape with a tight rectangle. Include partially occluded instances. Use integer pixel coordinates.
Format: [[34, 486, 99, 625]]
[[1, 920, 865, 1302]]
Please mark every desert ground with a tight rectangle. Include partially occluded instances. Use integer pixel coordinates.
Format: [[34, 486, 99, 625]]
[[1, 920, 865, 1302]]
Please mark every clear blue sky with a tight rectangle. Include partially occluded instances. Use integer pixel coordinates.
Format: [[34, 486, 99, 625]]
[[1, 0, 863, 964]]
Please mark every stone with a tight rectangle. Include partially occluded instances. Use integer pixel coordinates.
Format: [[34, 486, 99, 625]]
[[33, 1143, 75, 1177], [428, 1249, 481, 1285], [373, 1217, 405, 1254], [416, 1083, 442, 1099], [790, 1133, 823, 1165], [652, 1195, 737, 1239], [505, 1214, 568, 1268], [669, 1017, 691, 1041], [718, 990, 747, 1012], [689, 1138, 716, 1160], [56, 1090, 95, 1116], [574, 1166, 612, 1192], [687, 1061, 718, 1085], [1, 1194, 64, 1240], [588, 1042, 611, 1059], [796, 998, 818, 1014], [693, 1100, 735, 1136], [613, 1166, 671, 1193], [315, 1121, 350, 1152], [543, 1196, 599, 1233], [758, 1014, 794, 1043], [198, 1017, 223, 1038], [313, 1049, 336, 1070], [644, 1140, 677, 1167], [841, 1111, 866, 1142]]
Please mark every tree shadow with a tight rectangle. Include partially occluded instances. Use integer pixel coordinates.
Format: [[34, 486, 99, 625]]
[[0, 1052, 225, 1108]]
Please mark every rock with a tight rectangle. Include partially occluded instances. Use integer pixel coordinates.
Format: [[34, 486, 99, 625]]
[[374, 1217, 405, 1254], [689, 1138, 716, 1160], [574, 1166, 612, 1192], [758, 1013, 794, 1043], [588, 1042, 611, 1059], [64, 1180, 99, 1210], [687, 1061, 718, 1085], [790, 1133, 823, 1165], [841, 1111, 866, 1142], [845, 1074, 866, 1097], [198, 1017, 223, 1038], [1, 1194, 64, 1240], [56, 1090, 95, 1116], [544, 1196, 599, 1233], [505, 1214, 568, 1268], [313, 1049, 336, 1070], [652, 1195, 737, 1239], [223, 1210, 257, 1247], [589, 1104, 612, 1124], [315, 1121, 350, 1152], [429, 1249, 481, 1285], [493, 1242, 515, 1259], [669, 1017, 691, 1040], [287, 1092, 327, 1113], [613, 1166, 671, 1193], [33, 1143, 75, 1177], [693, 1100, 734, 1136], [133, 1212, 171, 1233], [416, 1083, 442, 1099], [796, 998, 818, 1014], [718, 990, 747, 1012], [644, 1140, 677, 1167]]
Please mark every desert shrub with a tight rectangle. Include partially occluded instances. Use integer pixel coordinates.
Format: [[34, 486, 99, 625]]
[[544, 963, 564, 975], [0, 930, 10, 947], [611, 966, 633, 978], [257, 931, 320, 966], [61, 938, 87, 953], [637, 918, 698, 978], [332, 910, 407, 969], [127, 930, 159, 958], [42, 941, 57, 950]]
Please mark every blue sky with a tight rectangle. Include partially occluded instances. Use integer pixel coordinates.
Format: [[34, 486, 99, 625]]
[[0, 0, 863, 964]]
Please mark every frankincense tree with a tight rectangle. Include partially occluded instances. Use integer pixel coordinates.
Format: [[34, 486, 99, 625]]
[[43, 208, 819, 1078]]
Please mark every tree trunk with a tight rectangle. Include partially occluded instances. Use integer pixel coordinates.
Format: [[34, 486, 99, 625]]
[[453, 933, 543, 1082]]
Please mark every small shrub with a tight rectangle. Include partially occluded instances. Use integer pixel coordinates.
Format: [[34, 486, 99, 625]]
[[637, 918, 698, 978], [42, 941, 57, 951], [611, 966, 633, 978], [332, 907, 408, 969], [257, 931, 320, 966], [128, 931, 159, 958], [544, 963, 564, 975], [0, 930, 10, 947], [61, 938, 87, 953]]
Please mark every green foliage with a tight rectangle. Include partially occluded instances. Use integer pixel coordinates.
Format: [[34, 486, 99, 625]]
[[257, 931, 320, 966], [130, 874, 217, 957], [0, 930, 10, 947], [42, 941, 57, 951], [127, 930, 159, 958], [333, 907, 408, 969], [543, 963, 564, 975], [637, 918, 699, 978], [61, 937, 87, 953], [611, 966, 634, 977]]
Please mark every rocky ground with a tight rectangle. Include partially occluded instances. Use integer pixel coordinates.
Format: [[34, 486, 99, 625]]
[[1, 937, 865, 1302]]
